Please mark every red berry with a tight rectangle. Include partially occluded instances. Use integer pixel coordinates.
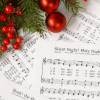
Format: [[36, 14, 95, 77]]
[[2, 25, 8, 33], [3, 38, 10, 45], [0, 45, 7, 52], [13, 43, 20, 50], [4, 4, 14, 14], [16, 7, 22, 16], [0, 14, 7, 21], [16, 36, 23, 44], [8, 26, 15, 34], [9, 21, 16, 26], [7, 33, 14, 39]]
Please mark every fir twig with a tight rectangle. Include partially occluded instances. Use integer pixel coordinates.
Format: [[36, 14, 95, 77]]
[[17, 0, 46, 36], [60, 0, 82, 14]]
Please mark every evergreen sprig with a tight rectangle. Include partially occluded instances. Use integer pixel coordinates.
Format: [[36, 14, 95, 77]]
[[60, 0, 82, 14], [17, 0, 46, 36]]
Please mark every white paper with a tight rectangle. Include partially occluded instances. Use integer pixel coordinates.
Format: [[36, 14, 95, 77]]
[[0, 75, 49, 100], [0, 29, 41, 88], [58, 0, 100, 43], [29, 40, 100, 100]]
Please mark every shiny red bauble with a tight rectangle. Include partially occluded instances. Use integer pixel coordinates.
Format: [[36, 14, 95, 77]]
[[38, 0, 59, 13], [13, 43, 20, 50], [0, 14, 7, 21], [3, 38, 10, 45], [16, 7, 22, 16], [4, 4, 14, 14], [0, 45, 7, 52], [8, 26, 15, 34], [2, 25, 8, 33], [6, 33, 14, 39], [45, 12, 66, 33], [16, 37, 23, 44]]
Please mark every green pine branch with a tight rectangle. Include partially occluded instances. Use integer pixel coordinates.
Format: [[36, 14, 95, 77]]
[[60, 0, 82, 14], [17, 0, 46, 36]]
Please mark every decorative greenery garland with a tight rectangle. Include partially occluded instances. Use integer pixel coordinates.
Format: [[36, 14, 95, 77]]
[[0, 0, 86, 57]]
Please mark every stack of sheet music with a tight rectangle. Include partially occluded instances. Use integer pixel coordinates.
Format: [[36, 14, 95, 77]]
[[0, 0, 100, 100]]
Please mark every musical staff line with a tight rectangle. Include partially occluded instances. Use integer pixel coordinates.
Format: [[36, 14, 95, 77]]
[[76, 13, 100, 31], [63, 29, 95, 44], [41, 78, 100, 88], [40, 87, 100, 98], [43, 58, 100, 68]]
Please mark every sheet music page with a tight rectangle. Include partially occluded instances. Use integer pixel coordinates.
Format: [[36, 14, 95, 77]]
[[0, 29, 42, 88], [58, 0, 100, 43], [29, 40, 100, 100], [0, 75, 49, 100]]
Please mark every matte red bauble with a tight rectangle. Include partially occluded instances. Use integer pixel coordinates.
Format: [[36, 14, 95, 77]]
[[45, 12, 66, 33], [38, 0, 59, 13], [4, 4, 14, 14]]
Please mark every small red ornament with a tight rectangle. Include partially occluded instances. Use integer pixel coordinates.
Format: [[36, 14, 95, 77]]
[[3, 38, 10, 45], [4, 4, 14, 14], [13, 43, 20, 50], [45, 12, 66, 33], [2, 25, 8, 33], [0, 45, 7, 52], [16, 7, 22, 16], [38, 0, 59, 13], [8, 26, 15, 34], [16, 36, 23, 44], [7, 33, 14, 39], [0, 14, 7, 21]]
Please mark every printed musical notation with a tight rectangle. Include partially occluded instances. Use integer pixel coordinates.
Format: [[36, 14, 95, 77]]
[[41, 78, 100, 88], [76, 14, 100, 31], [58, 34, 74, 42], [43, 58, 100, 68], [63, 29, 95, 44], [40, 87, 100, 98]]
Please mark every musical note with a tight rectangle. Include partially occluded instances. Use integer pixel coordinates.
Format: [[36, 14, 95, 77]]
[[43, 58, 100, 68], [41, 78, 100, 88], [40, 87, 100, 98]]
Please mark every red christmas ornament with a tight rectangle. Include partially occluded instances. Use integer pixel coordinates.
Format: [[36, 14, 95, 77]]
[[45, 12, 66, 33], [16, 7, 22, 16], [4, 4, 14, 14], [38, 0, 59, 13], [3, 38, 10, 45], [0, 45, 7, 52], [13, 43, 20, 50], [2, 25, 8, 33], [16, 36, 23, 44], [0, 14, 7, 21], [7, 33, 14, 39], [8, 26, 15, 34]]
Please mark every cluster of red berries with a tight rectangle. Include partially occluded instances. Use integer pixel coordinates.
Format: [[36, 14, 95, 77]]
[[0, 4, 23, 52]]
